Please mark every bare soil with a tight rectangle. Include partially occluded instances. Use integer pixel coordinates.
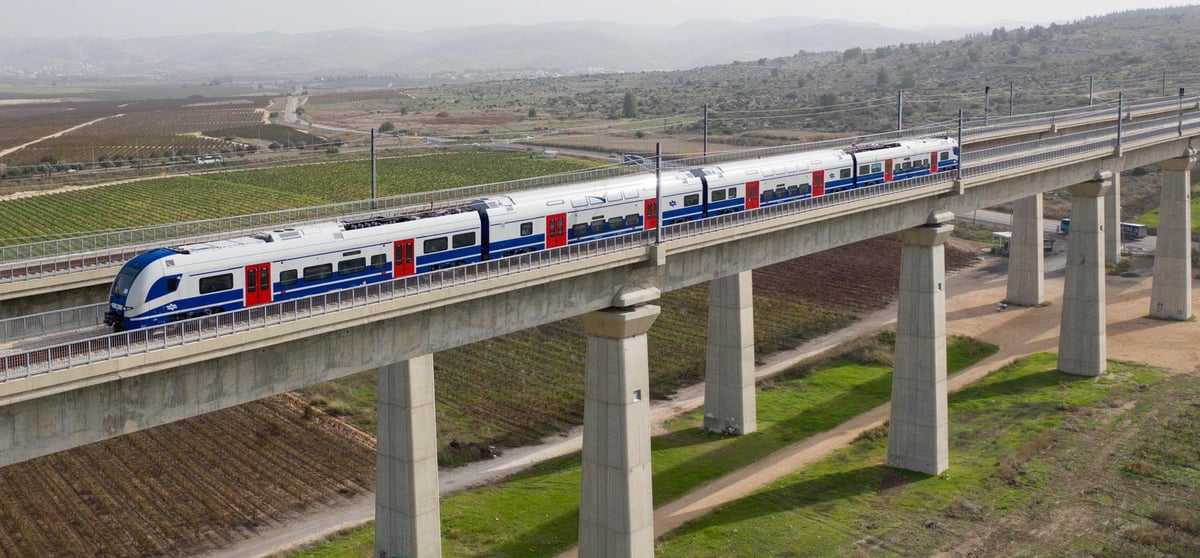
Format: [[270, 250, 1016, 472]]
[[0, 395, 376, 557]]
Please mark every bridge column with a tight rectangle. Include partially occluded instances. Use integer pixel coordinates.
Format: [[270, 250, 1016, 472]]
[[887, 212, 953, 476], [579, 288, 660, 558], [1006, 193, 1045, 306], [1105, 171, 1123, 264], [1150, 151, 1196, 320], [1058, 172, 1113, 377], [376, 355, 441, 558], [703, 271, 756, 435]]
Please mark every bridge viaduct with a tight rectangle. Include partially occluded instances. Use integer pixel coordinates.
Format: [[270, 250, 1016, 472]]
[[0, 103, 1197, 556]]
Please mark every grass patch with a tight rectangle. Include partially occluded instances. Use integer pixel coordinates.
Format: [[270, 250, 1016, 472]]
[[1136, 193, 1200, 233], [292, 333, 996, 557], [654, 355, 1176, 557]]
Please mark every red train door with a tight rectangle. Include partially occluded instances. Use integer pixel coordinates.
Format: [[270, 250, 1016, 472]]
[[930, 151, 939, 173], [884, 159, 894, 182], [394, 239, 415, 277], [813, 171, 826, 197], [244, 263, 271, 307], [745, 181, 760, 209], [546, 213, 567, 248], [644, 199, 658, 230]]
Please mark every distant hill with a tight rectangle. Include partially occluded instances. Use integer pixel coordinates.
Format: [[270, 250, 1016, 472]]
[[0, 19, 959, 79]]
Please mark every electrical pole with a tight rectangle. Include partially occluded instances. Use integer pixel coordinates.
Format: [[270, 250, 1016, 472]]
[[1179, 88, 1186, 136], [1009, 82, 1014, 116], [956, 110, 963, 181], [655, 142, 663, 245], [897, 89, 904, 132], [703, 103, 709, 161], [1117, 93, 1124, 148], [984, 86, 991, 125], [370, 128, 377, 210], [1162, 70, 1167, 97], [1089, 76, 1094, 106]]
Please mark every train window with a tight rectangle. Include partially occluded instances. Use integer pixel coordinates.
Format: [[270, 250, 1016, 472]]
[[520, 222, 533, 236], [606, 191, 623, 202], [199, 273, 234, 294], [570, 197, 588, 208], [623, 189, 639, 199], [711, 189, 726, 202], [727, 188, 736, 198], [342, 250, 361, 257], [872, 163, 883, 173], [859, 164, 871, 175], [303, 264, 333, 282], [902, 162, 912, 169], [839, 169, 852, 179], [775, 187, 787, 197], [338, 257, 366, 276], [788, 186, 799, 196], [371, 254, 387, 270], [799, 184, 812, 196], [608, 216, 624, 229], [280, 270, 298, 286], [684, 194, 700, 207], [166, 277, 179, 293], [763, 191, 775, 201], [589, 196, 606, 206], [424, 237, 448, 254], [590, 219, 607, 234], [626, 214, 641, 226], [572, 223, 588, 237], [452, 232, 476, 249], [940, 151, 950, 161]]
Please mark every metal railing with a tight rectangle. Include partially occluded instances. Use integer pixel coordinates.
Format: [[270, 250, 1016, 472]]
[[1, 303, 108, 344]]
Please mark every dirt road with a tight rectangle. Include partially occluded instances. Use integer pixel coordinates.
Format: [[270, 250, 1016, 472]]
[[230, 250, 1197, 558]]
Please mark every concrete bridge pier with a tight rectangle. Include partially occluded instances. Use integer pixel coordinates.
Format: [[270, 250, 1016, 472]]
[[579, 288, 660, 558], [1149, 151, 1196, 320], [1007, 193, 1046, 306], [703, 271, 757, 435], [376, 355, 441, 558], [1058, 172, 1113, 377], [887, 212, 953, 476], [1105, 171, 1123, 264]]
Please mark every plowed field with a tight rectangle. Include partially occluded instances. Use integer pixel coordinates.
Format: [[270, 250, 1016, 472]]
[[0, 395, 375, 557]]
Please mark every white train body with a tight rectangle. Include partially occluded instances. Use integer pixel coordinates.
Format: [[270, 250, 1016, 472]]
[[106, 136, 958, 330]]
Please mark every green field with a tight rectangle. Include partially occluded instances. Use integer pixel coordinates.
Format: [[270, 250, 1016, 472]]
[[656, 355, 1177, 556], [0, 151, 597, 244], [1136, 195, 1200, 233], [290, 333, 998, 557]]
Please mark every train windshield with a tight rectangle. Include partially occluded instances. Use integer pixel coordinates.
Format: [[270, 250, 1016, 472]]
[[112, 268, 139, 297]]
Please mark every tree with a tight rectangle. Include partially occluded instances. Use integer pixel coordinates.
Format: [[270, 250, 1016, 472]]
[[379, 121, 395, 132], [527, 107, 537, 118], [901, 70, 917, 90], [876, 68, 891, 88], [400, 106, 409, 115], [325, 146, 340, 155], [622, 91, 638, 118], [842, 47, 863, 62], [818, 93, 839, 108]]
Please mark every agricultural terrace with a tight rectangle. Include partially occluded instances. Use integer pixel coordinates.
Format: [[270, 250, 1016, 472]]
[[0, 151, 598, 244], [0, 96, 275, 166]]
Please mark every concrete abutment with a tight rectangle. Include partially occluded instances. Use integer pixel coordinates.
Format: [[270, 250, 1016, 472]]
[[886, 212, 952, 476], [1057, 173, 1112, 377], [1007, 193, 1045, 306], [578, 288, 660, 558], [703, 271, 757, 435], [376, 355, 441, 558], [1149, 151, 1195, 320]]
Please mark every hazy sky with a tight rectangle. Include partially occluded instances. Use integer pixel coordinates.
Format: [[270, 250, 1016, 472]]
[[1, 0, 1193, 38]]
